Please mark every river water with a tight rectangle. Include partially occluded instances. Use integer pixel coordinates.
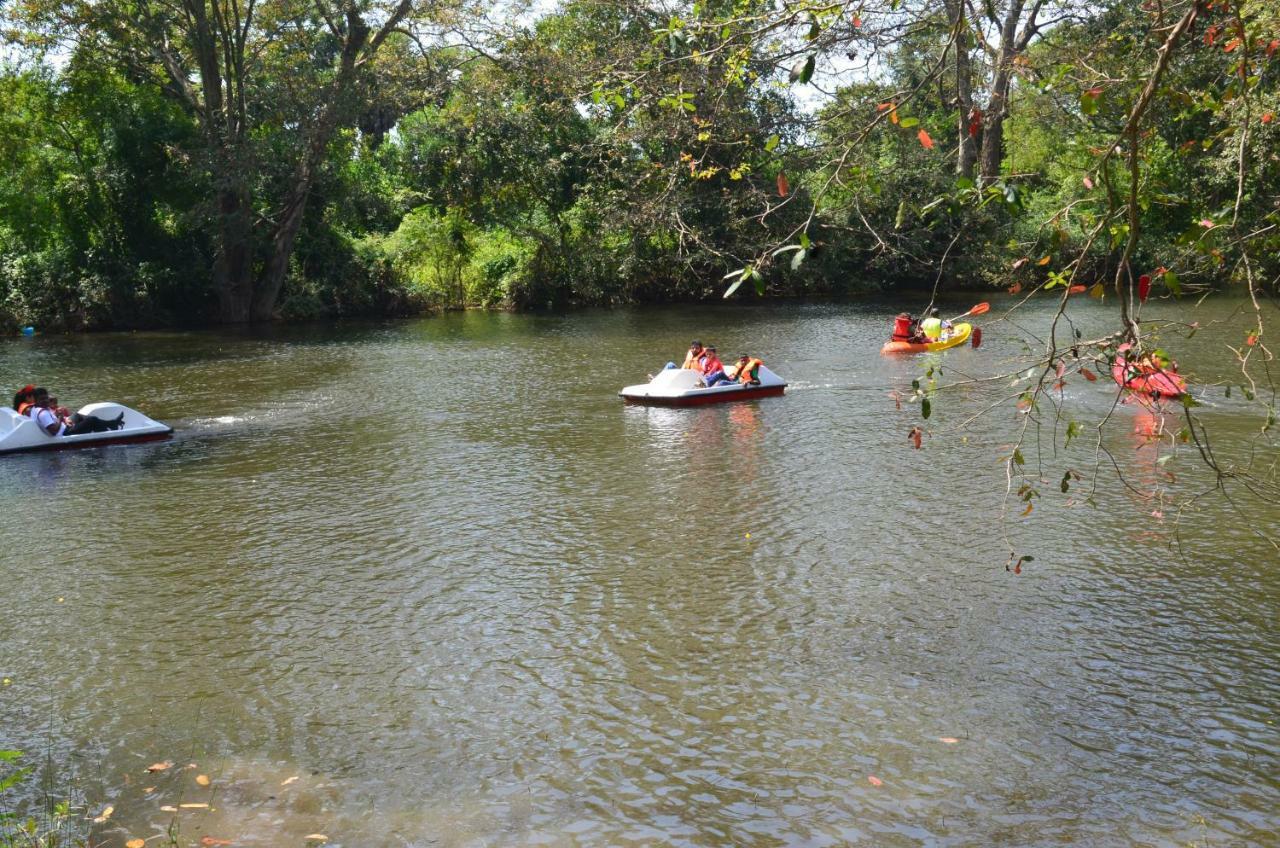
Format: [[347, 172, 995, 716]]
[[1, 297, 1277, 847]]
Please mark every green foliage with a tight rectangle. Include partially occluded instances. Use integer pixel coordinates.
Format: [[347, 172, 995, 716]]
[[0, 0, 1277, 327]]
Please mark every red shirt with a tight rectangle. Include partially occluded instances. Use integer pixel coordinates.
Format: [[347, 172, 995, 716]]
[[701, 354, 723, 375]]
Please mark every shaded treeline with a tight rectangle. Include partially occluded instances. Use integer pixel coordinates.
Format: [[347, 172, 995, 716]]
[[0, 0, 1276, 329]]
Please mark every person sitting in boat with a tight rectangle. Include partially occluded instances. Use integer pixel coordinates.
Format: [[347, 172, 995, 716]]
[[682, 340, 707, 370], [27, 387, 124, 436], [920, 308, 953, 341], [697, 345, 726, 386], [12, 384, 36, 416], [891, 314, 927, 344], [733, 356, 764, 386]]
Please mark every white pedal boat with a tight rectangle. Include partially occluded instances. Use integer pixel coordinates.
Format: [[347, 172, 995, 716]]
[[0, 402, 172, 456], [619, 365, 787, 406]]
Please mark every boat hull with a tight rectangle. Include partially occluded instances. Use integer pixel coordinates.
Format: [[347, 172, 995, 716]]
[[621, 384, 786, 406], [1112, 345, 1186, 399], [881, 322, 973, 355]]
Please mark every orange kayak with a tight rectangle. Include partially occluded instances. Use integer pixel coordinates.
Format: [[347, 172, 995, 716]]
[[881, 322, 972, 355]]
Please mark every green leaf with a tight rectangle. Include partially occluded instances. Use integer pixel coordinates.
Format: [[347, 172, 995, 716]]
[[898, 116, 919, 128], [753, 270, 766, 296], [722, 269, 747, 298], [1012, 448, 1025, 466], [0, 751, 21, 761], [955, 176, 974, 190], [0, 768, 32, 793], [921, 397, 931, 419], [790, 54, 816, 84], [1164, 270, 1181, 297], [799, 232, 810, 249], [894, 199, 908, 229], [764, 134, 780, 152], [1065, 420, 1083, 445], [1081, 87, 1101, 116], [1181, 393, 1200, 409]]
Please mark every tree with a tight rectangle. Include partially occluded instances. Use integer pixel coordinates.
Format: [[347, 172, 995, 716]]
[[4, 0, 449, 322]]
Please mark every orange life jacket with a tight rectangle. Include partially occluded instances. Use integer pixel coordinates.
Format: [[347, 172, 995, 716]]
[[892, 315, 914, 341], [738, 358, 763, 383]]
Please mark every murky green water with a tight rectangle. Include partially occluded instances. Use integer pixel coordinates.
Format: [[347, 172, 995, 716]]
[[1, 297, 1277, 847]]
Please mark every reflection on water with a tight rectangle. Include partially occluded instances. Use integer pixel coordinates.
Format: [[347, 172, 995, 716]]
[[1, 299, 1277, 847]]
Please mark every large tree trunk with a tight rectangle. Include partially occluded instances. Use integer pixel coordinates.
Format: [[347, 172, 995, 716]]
[[214, 183, 255, 323], [978, 1, 1024, 185], [947, 0, 977, 180]]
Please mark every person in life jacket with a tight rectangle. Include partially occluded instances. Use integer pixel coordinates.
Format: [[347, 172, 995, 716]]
[[891, 313, 915, 342], [732, 356, 764, 385], [920, 308, 953, 340], [13, 384, 36, 416], [681, 340, 707, 370]]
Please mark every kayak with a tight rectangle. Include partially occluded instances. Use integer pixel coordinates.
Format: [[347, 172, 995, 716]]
[[0, 402, 172, 456], [1112, 344, 1186, 399], [619, 365, 786, 406], [881, 322, 973, 355]]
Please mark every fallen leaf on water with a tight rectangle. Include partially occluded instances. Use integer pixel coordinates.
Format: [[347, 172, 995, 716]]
[[143, 787, 155, 793], [939, 737, 959, 744], [146, 762, 173, 773], [304, 836, 328, 843], [281, 776, 300, 786], [1081, 369, 1097, 382], [196, 775, 211, 787], [93, 805, 114, 823], [126, 840, 145, 848], [867, 775, 883, 787], [1020, 502, 1033, 516], [200, 838, 233, 846], [180, 803, 210, 809], [160, 806, 178, 813]]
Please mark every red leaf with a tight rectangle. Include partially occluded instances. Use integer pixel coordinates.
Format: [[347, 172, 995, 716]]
[[917, 128, 934, 149], [1007, 281, 1023, 294], [908, 427, 922, 449], [1268, 39, 1279, 59], [1263, 112, 1275, 124], [1056, 360, 1067, 378], [852, 14, 862, 27], [1013, 562, 1022, 575], [867, 775, 883, 787], [1083, 175, 1094, 189], [1246, 332, 1259, 347], [1223, 37, 1241, 53], [1081, 369, 1097, 382], [1138, 274, 1151, 302], [971, 327, 982, 349], [1205, 25, 1219, 46], [776, 172, 790, 197], [1068, 284, 1087, 294]]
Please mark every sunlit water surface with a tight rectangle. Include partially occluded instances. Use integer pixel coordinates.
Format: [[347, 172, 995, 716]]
[[1, 297, 1277, 847]]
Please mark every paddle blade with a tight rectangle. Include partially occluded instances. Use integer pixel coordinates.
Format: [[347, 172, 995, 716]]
[[968, 302, 990, 316], [972, 327, 983, 349]]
